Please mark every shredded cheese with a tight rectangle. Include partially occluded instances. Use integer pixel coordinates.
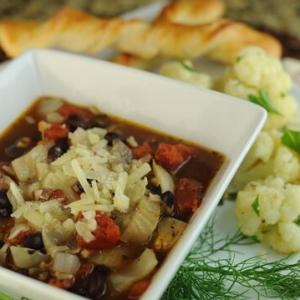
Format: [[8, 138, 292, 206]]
[[71, 159, 91, 195], [127, 163, 151, 186], [9, 181, 25, 209]]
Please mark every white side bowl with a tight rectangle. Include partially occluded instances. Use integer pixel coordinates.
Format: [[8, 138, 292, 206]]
[[0, 49, 266, 300]]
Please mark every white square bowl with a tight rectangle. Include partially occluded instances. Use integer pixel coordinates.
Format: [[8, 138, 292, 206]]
[[0, 49, 266, 300]]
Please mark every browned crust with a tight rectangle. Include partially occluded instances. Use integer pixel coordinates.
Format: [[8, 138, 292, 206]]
[[156, 0, 225, 25], [0, 7, 281, 64]]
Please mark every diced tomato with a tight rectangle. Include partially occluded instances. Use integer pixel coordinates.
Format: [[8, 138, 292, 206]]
[[78, 212, 120, 250], [0, 218, 14, 233], [128, 279, 150, 299], [50, 189, 68, 203], [48, 278, 73, 289], [8, 229, 36, 246], [132, 142, 152, 158], [44, 124, 69, 140], [175, 178, 203, 215], [76, 263, 94, 279], [155, 143, 193, 172], [58, 104, 93, 121], [34, 188, 68, 203]]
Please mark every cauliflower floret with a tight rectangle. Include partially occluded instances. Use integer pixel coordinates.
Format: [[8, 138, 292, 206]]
[[253, 132, 275, 163], [263, 222, 300, 254], [236, 177, 285, 236], [236, 176, 300, 253], [263, 176, 285, 190], [262, 227, 294, 254], [241, 131, 274, 170], [265, 95, 298, 129], [233, 47, 291, 96], [220, 47, 297, 129], [236, 189, 261, 236], [232, 131, 275, 190], [262, 222, 300, 254], [280, 184, 300, 222], [273, 146, 300, 182], [222, 47, 300, 254], [223, 78, 257, 100], [160, 61, 212, 88], [277, 222, 300, 252]]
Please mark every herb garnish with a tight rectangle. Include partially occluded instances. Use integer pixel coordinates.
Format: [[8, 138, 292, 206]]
[[180, 61, 196, 72], [281, 128, 300, 154], [163, 218, 300, 300], [236, 56, 242, 63], [248, 90, 280, 114], [280, 92, 286, 98], [294, 216, 300, 226], [251, 196, 260, 216]]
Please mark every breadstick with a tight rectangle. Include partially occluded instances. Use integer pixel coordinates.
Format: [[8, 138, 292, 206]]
[[0, 7, 281, 64], [113, 0, 225, 68], [156, 0, 225, 25]]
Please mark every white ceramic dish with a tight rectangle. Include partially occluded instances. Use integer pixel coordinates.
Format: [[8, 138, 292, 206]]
[[0, 49, 266, 300]]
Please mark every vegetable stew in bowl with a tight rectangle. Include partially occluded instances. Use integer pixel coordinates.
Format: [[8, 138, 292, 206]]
[[0, 97, 224, 300]]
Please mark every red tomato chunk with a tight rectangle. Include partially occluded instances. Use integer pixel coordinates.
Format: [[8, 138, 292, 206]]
[[78, 212, 120, 250], [48, 278, 73, 289], [44, 124, 69, 140], [59, 104, 93, 120], [175, 178, 203, 214], [132, 141, 152, 158], [155, 143, 193, 172], [76, 263, 94, 279], [128, 279, 150, 299]]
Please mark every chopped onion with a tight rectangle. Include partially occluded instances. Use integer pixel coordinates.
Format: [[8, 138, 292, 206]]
[[12, 144, 48, 182], [42, 225, 74, 256], [53, 253, 80, 274], [0, 244, 8, 266], [38, 98, 63, 116], [88, 244, 136, 269], [109, 248, 158, 293], [46, 112, 64, 124], [23, 208, 44, 230], [152, 161, 174, 193], [153, 217, 187, 252], [10, 246, 47, 269], [121, 196, 160, 244], [0, 252, 6, 266]]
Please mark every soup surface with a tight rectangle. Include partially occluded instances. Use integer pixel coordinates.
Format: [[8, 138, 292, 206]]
[[0, 97, 224, 299]]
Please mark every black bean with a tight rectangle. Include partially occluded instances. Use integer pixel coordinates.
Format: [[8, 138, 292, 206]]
[[5, 137, 32, 159], [66, 115, 90, 132], [48, 138, 69, 162], [104, 132, 125, 146], [0, 191, 12, 217], [161, 191, 175, 208], [71, 265, 110, 300], [147, 183, 162, 196], [21, 233, 44, 251], [5, 145, 26, 158]]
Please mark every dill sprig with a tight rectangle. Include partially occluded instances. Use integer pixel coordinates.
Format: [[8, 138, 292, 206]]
[[162, 219, 300, 300]]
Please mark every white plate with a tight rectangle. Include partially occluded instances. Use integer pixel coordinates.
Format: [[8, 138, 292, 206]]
[[0, 49, 265, 300], [121, 2, 300, 300]]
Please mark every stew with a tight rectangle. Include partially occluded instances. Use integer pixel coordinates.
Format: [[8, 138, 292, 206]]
[[0, 97, 224, 299]]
